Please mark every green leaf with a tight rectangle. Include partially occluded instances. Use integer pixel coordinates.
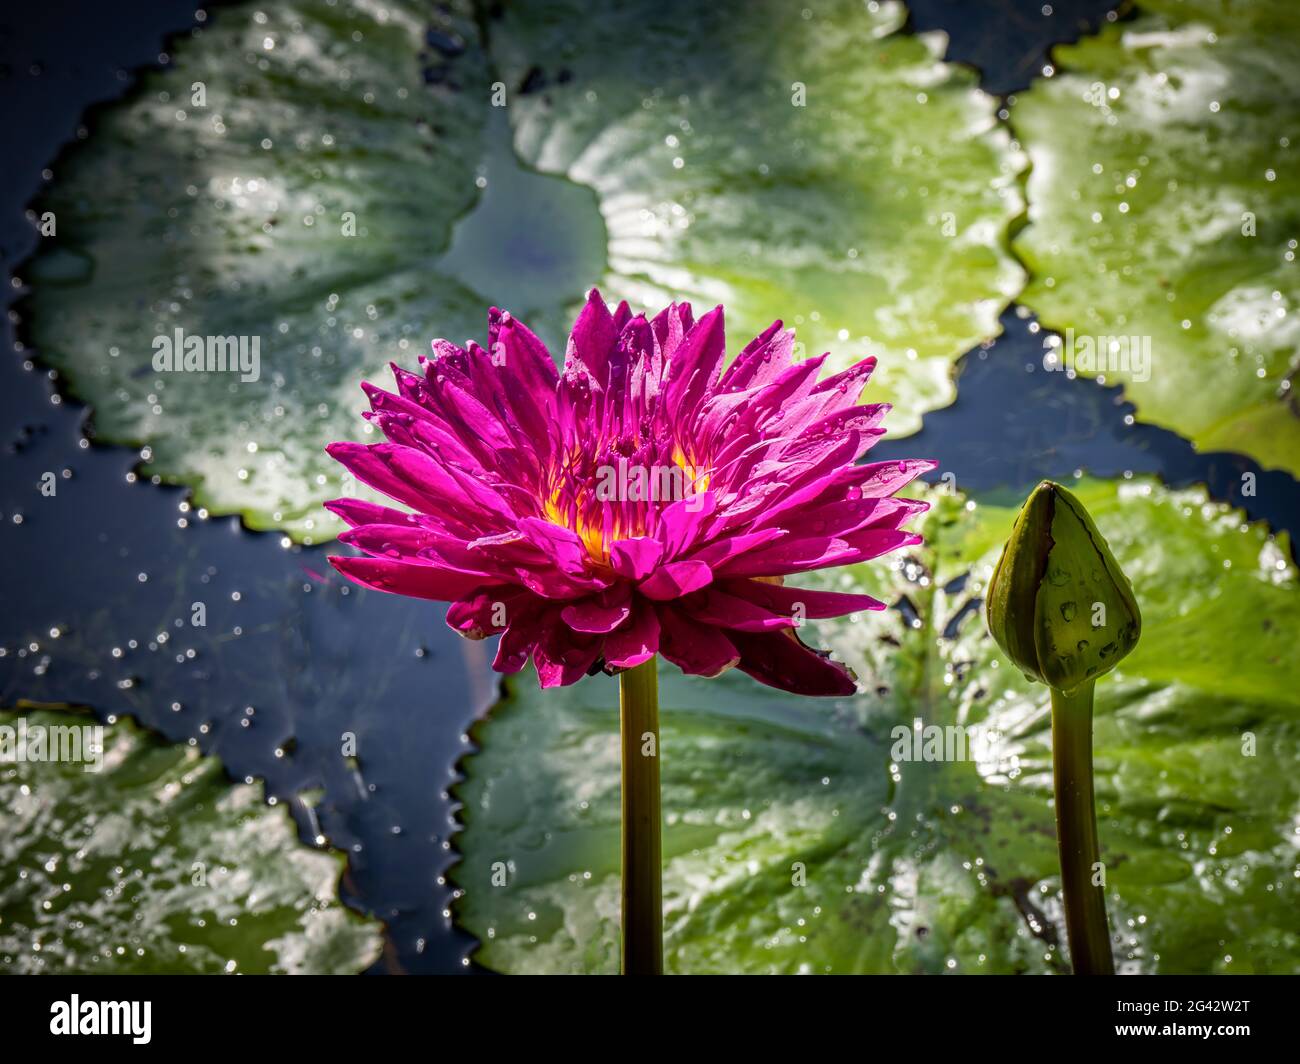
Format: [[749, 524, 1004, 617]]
[[23, 0, 509, 542], [494, 0, 1025, 436], [1013, 0, 1300, 475], [0, 706, 383, 973], [452, 479, 1300, 973], [23, 0, 1024, 539]]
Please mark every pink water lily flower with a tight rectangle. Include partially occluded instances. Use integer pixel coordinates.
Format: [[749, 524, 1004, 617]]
[[326, 291, 934, 695]]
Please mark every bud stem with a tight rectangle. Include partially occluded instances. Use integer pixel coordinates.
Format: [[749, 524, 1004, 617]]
[[1050, 680, 1114, 975], [619, 656, 663, 974]]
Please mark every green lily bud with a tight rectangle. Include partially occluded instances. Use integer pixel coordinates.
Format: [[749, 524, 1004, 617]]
[[985, 481, 1141, 694]]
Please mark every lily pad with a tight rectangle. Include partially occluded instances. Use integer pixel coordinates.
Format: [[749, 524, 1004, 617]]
[[22, 0, 1023, 539], [1013, 0, 1300, 475], [21, 0, 505, 542], [494, 0, 1026, 435], [0, 705, 383, 974], [452, 479, 1300, 973]]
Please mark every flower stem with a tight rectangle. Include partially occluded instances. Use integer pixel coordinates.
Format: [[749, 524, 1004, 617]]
[[1050, 679, 1114, 975], [618, 655, 663, 975]]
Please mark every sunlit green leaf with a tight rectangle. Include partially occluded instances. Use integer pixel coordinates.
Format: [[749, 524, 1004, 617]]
[[453, 480, 1300, 973], [495, 0, 1025, 435], [0, 706, 383, 973], [1013, 0, 1300, 474], [23, 0, 1023, 538]]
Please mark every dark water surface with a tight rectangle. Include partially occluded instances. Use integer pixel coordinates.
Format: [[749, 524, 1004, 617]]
[[1, 0, 1296, 975]]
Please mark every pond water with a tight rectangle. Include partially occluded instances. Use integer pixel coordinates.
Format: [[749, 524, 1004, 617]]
[[1, 0, 1296, 974]]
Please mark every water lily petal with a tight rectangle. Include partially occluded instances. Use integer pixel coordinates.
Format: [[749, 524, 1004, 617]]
[[561, 586, 633, 633], [603, 602, 661, 669], [639, 559, 714, 600], [656, 605, 740, 678], [328, 555, 494, 602], [731, 629, 858, 696], [609, 537, 664, 580]]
